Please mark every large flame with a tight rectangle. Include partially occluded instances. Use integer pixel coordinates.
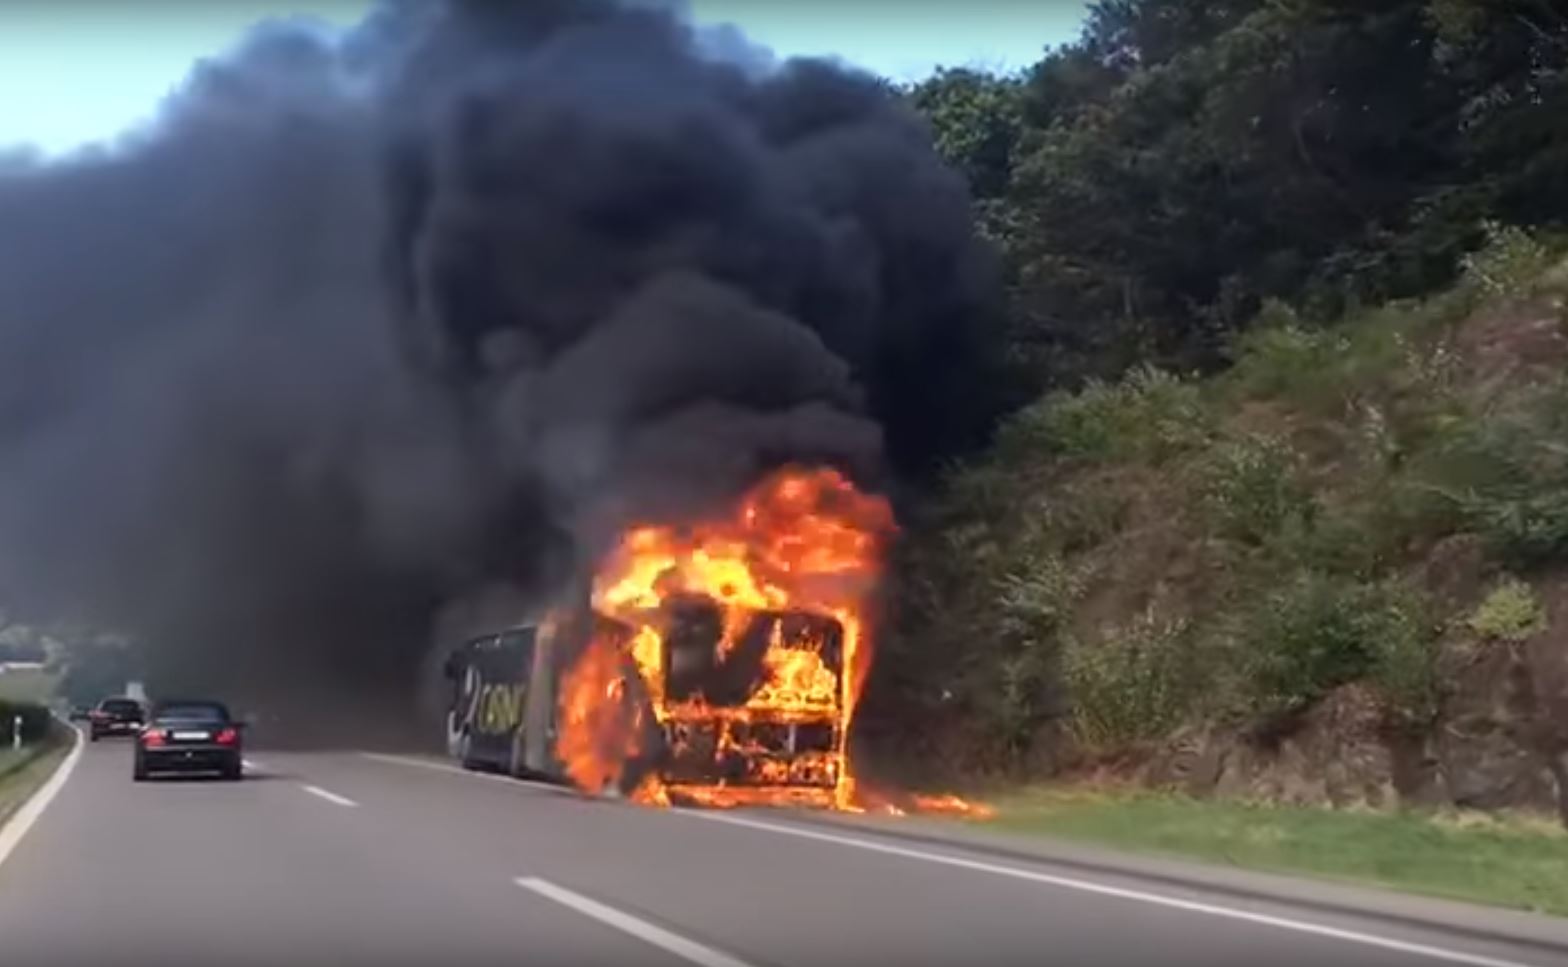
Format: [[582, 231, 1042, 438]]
[[556, 625, 647, 795], [557, 466, 893, 809]]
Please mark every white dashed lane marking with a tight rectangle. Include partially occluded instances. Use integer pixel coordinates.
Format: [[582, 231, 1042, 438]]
[[300, 785, 357, 808], [516, 877, 757, 967]]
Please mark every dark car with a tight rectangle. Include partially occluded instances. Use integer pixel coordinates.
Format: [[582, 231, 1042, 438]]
[[134, 700, 243, 782], [88, 698, 146, 740]]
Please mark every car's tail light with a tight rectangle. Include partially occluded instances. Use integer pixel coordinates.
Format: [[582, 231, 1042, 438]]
[[141, 729, 167, 748], [215, 728, 238, 746]]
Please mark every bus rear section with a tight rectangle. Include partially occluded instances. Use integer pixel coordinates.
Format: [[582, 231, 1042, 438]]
[[442, 626, 537, 774], [441, 611, 626, 779]]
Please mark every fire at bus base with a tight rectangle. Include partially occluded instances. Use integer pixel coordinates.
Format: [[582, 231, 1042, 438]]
[[439, 465, 992, 817]]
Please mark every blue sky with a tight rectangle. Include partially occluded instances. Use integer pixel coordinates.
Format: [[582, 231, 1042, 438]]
[[0, 1, 1089, 157]]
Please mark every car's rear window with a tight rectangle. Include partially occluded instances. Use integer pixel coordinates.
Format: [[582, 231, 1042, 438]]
[[100, 700, 142, 715], [154, 703, 229, 723]]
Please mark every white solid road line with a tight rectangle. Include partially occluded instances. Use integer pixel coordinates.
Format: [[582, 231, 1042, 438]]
[[516, 877, 757, 967], [683, 813, 1546, 967], [0, 725, 83, 874], [358, 752, 572, 796], [300, 784, 358, 808]]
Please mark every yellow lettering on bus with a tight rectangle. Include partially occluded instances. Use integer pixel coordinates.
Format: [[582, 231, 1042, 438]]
[[476, 683, 527, 735]]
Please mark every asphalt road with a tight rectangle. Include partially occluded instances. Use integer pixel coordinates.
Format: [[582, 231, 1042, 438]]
[[0, 736, 1563, 967]]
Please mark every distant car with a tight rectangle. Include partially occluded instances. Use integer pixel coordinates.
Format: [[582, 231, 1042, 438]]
[[134, 700, 243, 782], [88, 698, 145, 740], [68, 705, 92, 722]]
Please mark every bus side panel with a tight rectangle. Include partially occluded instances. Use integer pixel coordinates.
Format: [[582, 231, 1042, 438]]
[[468, 640, 530, 770], [522, 622, 558, 777], [524, 611, 654, 789]]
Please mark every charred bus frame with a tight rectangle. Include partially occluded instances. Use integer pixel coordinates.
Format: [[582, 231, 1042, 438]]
[[440, 605, 848, 804]]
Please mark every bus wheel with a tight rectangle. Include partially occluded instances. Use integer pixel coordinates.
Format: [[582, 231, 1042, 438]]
[[507, 731, 526, 779]]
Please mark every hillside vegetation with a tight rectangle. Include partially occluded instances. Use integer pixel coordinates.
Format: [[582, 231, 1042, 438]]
[[861, 0, 1568, 825], [878, 228, 1568, 823]]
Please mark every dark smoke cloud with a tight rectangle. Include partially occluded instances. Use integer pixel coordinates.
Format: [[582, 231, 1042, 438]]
[[0, 0, 995, 741]]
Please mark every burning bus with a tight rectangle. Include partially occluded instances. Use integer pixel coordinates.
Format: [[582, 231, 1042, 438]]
[[439, 467, 894, 809]]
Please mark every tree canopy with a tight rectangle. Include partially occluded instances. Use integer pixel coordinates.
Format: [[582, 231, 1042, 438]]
[[907, 0, 1568, 396]]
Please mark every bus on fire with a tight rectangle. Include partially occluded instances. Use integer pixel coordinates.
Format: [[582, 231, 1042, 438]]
[[439, 603, 851, 805]]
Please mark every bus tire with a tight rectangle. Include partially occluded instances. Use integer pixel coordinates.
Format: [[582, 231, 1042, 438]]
[[507, 730, 525, 779]]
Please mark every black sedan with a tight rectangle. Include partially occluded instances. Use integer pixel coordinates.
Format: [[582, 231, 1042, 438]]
[[133, 700, 244, 781], [88, 698, 145, 740]]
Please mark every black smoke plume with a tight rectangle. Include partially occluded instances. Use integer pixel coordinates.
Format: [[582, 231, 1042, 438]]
[[0, 0, 996, 742]]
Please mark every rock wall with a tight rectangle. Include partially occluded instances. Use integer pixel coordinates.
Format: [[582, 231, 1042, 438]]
[[1139, 608, 1568, 825]]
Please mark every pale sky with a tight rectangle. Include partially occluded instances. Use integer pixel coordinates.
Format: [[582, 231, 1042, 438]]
[[0, 1, 1089, 157]]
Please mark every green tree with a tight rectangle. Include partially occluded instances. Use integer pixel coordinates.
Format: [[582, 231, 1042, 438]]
[[1431, 0, 1568, 226], [888, 0, 1568, 772], [907, 68, 1025, 203]]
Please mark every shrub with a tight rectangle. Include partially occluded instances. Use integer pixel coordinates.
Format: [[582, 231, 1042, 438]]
[[1064, 610, 1194, 751], [994, 554, 1084, 645], [1239, 574, 1435, 717], [1233, 294, 1467, 417], [1467, 577, 1548, 643], [1230, 318, 1348, 402], [1425, 384, 1568, 564], [915, 545, 1084, 763], [1367, 587, 1441, 724], [1398, 380, 1568, 563], [1040, 476, 1132, 553], [991, 647, 1059, 760], [1271, 502, 1391, 580], [1409, 423, 1526, 506], [1464, 489, 1568, 568], [1000, 365, 1210, 464], [1199, 434, 1314, 545], [1459, 223, 1555, 301]]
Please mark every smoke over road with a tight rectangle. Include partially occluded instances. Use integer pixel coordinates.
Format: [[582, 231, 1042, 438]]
[[0, 0, 994, 740]]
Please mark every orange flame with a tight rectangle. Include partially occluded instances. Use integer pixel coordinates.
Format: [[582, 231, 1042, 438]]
[[554, 465, 991, 818], [556, 466, 892, 808], [556, 625, 646, 795], [909, 793, 997, 820]]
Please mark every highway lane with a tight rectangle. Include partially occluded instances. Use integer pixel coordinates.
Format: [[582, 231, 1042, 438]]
[[0, 740, 688, 967], [0, 738, 1563, 967]]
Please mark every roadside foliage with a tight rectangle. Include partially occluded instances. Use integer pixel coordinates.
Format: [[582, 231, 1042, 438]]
[[872, 0, 1568, 825]]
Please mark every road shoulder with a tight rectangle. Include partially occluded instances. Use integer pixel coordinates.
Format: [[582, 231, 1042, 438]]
[[0, 724, 81, 871], [781, 809, 1568, 960]]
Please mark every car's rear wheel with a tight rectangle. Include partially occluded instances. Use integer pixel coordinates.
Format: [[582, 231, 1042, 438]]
[[222, 761, 242, 782], [133, 759, 148, 782]]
